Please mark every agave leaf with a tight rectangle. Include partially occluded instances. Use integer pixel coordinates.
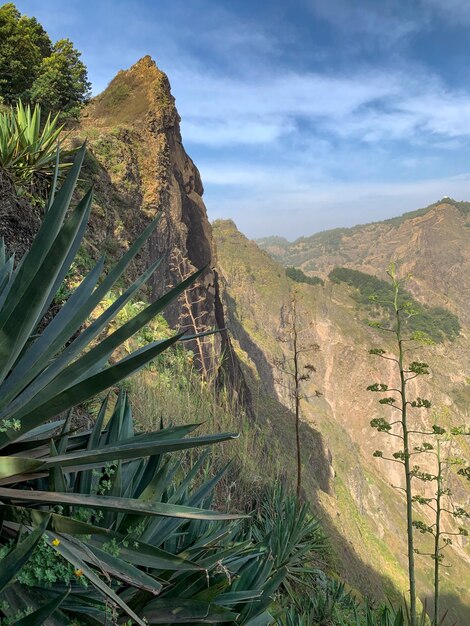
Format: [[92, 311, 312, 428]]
[[1, 506, 110, 536], [0, 488, 246, 521], [44, 431, 239, 470], [2, 583, 70, 626], [0, 144, 85, 325], [48, 440, 67, 494], [212, 590, 263, 606], [13, 420, 66, 443], [52, 538, 147, 626], [75, 395, 109, 495], [15, 265, 207, 416], [4, 508, 202, 574], [89, 534, 202, 571], [0, 238, 163, 425], [118, 422, 202, 446], [1, 334, 184, 444], [45, 144, 61, 212], [142, 598, 238, 624], [33, 188, 94, 329], [0, 187, 93, 383], [0, 457, 44, 480], [58, 534, 163, 595], [10, 589, 69, 625], [242, 612, 275, 626], [0, 514, 49, 592]]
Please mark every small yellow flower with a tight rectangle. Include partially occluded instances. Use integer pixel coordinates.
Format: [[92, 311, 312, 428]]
[[51, 538, 60, 547], [74, 568, 84, 577]]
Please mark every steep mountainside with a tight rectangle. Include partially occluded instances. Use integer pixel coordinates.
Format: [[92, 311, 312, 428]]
[[258, 200, 470, 326], [215, 219, 470, 623]]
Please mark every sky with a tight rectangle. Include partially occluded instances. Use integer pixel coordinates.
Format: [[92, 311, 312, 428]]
[[14, 0, 470, 239]]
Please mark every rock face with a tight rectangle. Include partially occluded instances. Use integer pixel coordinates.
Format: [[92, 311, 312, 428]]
[[78, 56, 213, 322], [75, 57, 246, 392]]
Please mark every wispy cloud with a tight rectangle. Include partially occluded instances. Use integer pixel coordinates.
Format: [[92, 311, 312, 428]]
[[173, 63, 470, 149], [306, 0, 422, 48]]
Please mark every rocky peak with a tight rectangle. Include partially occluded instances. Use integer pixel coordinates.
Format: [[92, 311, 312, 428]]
[[83, 55, 180, 132], [75, 58, 248, 396]]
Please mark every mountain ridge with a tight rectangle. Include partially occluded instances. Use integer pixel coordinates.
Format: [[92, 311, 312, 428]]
[[256, 199, 470, 329], [257, 197, 470, 247]]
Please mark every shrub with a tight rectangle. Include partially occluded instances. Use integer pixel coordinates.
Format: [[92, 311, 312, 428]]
[[285, 266, 324, 287], [328, 267, 460, 343]]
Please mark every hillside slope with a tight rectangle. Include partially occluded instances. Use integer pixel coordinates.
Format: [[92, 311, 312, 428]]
[[215, 218, 470, 623], [258, 200, 470, 326]]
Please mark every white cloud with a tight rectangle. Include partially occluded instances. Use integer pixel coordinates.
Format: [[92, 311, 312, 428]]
[[170, 63, 470, 149], [182, 117, 295, 146]]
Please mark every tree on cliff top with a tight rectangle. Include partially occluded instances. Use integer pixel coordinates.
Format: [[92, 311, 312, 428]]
[[0, 3, 90, 118]]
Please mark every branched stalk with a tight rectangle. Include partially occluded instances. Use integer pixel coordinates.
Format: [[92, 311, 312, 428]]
[[433, 438, 442, 625], [394, 279, 417, 626], [292, 295, 302, 500]]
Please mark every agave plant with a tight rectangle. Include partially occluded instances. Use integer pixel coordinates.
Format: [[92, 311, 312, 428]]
[[0, 101, 66, 194], [251, 485, 328, 601], [278, 577, 362, 626], [0, 145, 258, 624], [0, 389, 290, 625]]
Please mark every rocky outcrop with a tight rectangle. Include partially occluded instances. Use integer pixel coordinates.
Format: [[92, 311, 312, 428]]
[[74, 56, 247, 391]]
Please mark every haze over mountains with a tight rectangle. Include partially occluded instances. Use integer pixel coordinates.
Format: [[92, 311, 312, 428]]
[[257, 199, 470, 325]]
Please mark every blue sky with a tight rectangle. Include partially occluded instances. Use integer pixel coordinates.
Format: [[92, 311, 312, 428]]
[[14, 0, 470, 238]]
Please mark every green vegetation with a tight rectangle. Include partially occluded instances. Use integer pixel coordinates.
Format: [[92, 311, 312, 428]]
[[256, 235, 290, 248], [296, 227, 351, 253], [0, 3, 90, 118], [368, 264, 469, 626], [101, 81, 131, 109], [0, 146, 249, 623], [329, 266, 460, 343], [285, 266, 324, 286]]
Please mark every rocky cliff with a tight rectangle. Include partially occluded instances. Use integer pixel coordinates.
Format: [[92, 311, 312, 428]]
[[70, 56, 246, 391]]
